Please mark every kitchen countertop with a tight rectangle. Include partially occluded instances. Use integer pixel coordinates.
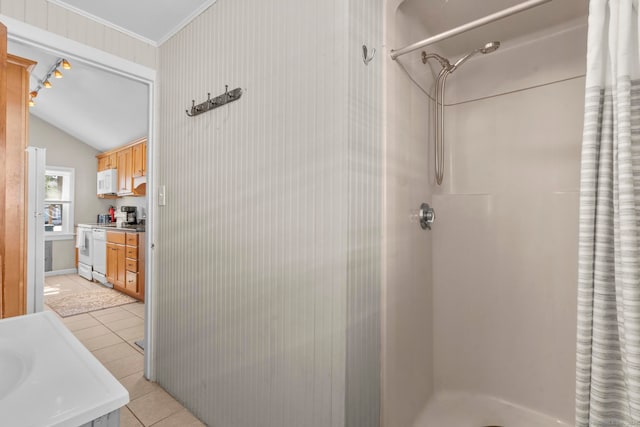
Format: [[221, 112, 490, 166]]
[[0, 311, 129, 427], [78, 223, 145, 232]]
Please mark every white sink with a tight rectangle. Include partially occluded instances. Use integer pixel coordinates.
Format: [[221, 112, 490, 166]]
[[0, 311, 129, 427], [0, 337, 34, 400]]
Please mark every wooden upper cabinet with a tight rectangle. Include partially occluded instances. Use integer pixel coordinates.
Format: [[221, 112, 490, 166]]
[[117, 147, 133, 195], [97, 152, 116, 171], [132, 140, 146, 177], [97, 138, 146, 197]]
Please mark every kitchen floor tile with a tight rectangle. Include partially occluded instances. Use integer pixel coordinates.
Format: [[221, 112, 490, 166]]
[[103, 353, 144, 379], [108, 316, 144, 332], [91, 306, 130, 319], [63, 316, 102, 331], [73, 324, 112, 340], [128, 390, 184, 427], [92, 342, 141, 364], [116, 325, 145, 341], [150, 409, 205, 426], [81, 332, 124, 351], [92, 309, 138, 323], [121, 303, 145, 318], [119, 371, 161, 400]]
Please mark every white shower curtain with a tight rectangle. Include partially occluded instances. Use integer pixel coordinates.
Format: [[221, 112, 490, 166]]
[[576, 0, 640, 425]]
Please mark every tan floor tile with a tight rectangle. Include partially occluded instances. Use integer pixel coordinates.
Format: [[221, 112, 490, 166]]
[[73, 324, 112, 341], [119, 371, 160, 400], [120, 406, 143, 427], [61, 313, 95, 325], [80, 332, 124, 351], [63, 316, 102, 331], [91, 306, 130, 319], [150, 409, 205, 427], [108, 316, 144, 332], [128, 389, 184, 426], [121, 303, 145, 318], [128, 339, 145, 354], [103, 353, 144, 379], [117, 325, 145, 341], [92, 342, 141, 364], [93, 309, 138, 323]]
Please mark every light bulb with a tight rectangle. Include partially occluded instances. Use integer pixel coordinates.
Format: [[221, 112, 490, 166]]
[[29, 98, 35, 107], [54, 69, 63, 79], [43, 80, 52, 88], [61, 59, 71, 70], [29, 91, 38, 98]]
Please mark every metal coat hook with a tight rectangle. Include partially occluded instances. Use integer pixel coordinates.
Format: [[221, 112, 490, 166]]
[[186, 85, 243, 117], [362, 44, 376, 65]]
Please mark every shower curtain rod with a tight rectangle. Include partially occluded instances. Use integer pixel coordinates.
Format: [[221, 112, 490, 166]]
[[390, 0, 554, 60]]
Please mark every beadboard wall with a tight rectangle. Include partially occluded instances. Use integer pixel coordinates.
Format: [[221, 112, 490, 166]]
[[0, 0, 156, 68], [346, 0, 382, 426], [157, 0, 381, 425]]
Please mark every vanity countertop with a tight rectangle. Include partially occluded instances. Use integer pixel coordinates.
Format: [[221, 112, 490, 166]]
[[0, 311, 129, 427]]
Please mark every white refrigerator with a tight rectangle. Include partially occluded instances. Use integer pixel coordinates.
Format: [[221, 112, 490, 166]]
[[26, 146, 46, 314]]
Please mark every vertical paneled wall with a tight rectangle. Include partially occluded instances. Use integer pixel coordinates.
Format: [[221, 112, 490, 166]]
[[0, 0, 157, 68], [346, 0, 382, 425], [157, 0, 361, 425]]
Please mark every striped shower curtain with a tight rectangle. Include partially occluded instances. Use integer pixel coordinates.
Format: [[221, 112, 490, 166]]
[[576, 0, 640, 425]]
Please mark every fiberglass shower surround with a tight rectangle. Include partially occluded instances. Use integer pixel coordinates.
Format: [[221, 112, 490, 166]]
[[422, 41, 500, 185]]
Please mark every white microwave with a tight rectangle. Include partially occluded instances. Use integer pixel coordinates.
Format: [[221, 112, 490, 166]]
[[97, 169, 117, 195]]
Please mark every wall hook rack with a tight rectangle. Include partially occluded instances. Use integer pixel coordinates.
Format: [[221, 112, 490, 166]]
[[186, 85, 243, 117]]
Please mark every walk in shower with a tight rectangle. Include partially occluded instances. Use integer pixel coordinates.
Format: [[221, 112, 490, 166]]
[[383, 0, 588, 425]]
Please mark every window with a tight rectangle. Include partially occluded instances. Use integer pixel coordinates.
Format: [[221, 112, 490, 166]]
[[45, 167, 74, 239]]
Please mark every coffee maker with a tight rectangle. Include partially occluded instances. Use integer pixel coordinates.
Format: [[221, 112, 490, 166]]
[[121, 206, 137, 226]]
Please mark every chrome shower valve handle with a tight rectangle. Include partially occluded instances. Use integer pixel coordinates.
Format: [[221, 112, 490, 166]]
[[419, 203, 435, 230]]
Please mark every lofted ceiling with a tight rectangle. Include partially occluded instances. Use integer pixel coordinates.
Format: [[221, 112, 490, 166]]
[[8, 40, 149, 152], [399, 0, 589, 56], [47, 0, 218, 46]]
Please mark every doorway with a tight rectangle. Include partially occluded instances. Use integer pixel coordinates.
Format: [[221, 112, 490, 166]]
[[4, 15, 157, 379]]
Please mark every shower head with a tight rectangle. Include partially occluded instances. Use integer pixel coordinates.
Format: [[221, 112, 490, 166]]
[[480, 41, 500, 54], [449, 40, 500, 72]]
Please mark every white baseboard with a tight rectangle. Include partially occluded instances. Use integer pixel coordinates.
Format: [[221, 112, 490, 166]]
[[45, 268, 78, 277]]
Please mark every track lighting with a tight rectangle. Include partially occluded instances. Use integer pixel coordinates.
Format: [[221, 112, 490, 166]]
[[28, 58, 72, 108]]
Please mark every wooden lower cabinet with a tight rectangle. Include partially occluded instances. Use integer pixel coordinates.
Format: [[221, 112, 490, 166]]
[[106, 243, 125, 289], [106, 230, 144, 301]]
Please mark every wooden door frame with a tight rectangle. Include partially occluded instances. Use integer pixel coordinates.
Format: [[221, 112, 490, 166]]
[[1, 15, 158, 381], [0, 22, 6, 319]]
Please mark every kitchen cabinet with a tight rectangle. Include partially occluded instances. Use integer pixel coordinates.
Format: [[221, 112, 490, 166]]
[[96, 138, 146, 198], [132, 141, 146, 177], [1, 53, 36, 318], [106, 231, 144, 301], [117, 147, 133, 195], [97, 153, 116, 171]]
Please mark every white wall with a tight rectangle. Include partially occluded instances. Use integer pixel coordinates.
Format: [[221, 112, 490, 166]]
[[431, 21, 586, 423], [382, 1, 435, 426], [29, 115, 110, 270], [156, 0, 382, 426], [0, 0, 157, 68]]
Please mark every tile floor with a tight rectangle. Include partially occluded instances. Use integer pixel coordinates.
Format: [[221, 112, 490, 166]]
[[44, 275, 205, 427]]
